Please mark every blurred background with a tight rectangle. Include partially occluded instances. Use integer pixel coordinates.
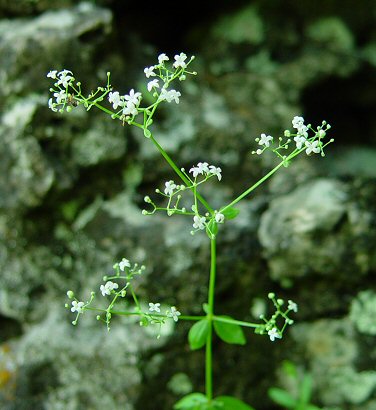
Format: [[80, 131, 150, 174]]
[[0, 0, 376, 409]]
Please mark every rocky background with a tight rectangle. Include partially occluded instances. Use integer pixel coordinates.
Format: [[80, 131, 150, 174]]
[[1, 1, 376, 409]]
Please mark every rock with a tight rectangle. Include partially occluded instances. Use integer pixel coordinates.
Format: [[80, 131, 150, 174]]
[[258, 178, 348, 280]]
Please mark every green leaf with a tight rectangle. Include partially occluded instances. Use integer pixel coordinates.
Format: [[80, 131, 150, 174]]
[[282, 360, 297, 378], [221, 207, 240, 220], [174, 393, 208, 409], [143, 128, 151, 138], [305, 405, 321, 410], [188, 319, 209, 350], [202, 303, 209, 314], [206, 219, 218, 239], [213, 316, 246, 345], [299, 374, 313, 403], [268, 388, 296, 408], [214, 396, 255, 410]]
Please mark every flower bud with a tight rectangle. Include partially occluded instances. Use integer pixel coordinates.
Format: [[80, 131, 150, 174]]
[[67, 290, 74, 299]]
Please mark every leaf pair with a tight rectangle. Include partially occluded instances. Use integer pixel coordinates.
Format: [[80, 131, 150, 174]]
[[188, 316, 246, 350]]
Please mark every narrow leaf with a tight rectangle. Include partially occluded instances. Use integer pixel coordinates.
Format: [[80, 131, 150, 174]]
[[188, 319, 209, 350], [213, 316, 246, 345], [268, 388, 297, 408], [221, 207, 240, 220], [214, 396, 255, 410], [174, 393, 208, 409]]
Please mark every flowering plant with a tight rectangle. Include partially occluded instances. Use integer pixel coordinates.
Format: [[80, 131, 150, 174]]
[[47, 52, 333, 409]]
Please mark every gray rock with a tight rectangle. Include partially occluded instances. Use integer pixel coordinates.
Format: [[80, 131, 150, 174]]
[[258, 178, 347, 280], [0, 3, 112, 98]]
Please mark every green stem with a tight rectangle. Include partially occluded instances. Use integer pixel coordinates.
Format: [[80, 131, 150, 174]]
[[212, 316, 259, 328], [129, 284, 141, 312], [206, 238, 217, 401], [150, 134, 213, 214], [86, 307, 204, 321], [221, 161, 285, 213]]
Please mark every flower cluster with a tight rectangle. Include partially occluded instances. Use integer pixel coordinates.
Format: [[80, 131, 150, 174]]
[[108, 89, 142, 119], [254, 133, 273, 155], [252, 116, 333, 162], [291, 116, 331, 155], [47, 52, 196, 129], [142, 161, 223, 229], [111, 52, 194, 124], [141, 52, 194, 106], [255, 293, 298, 342], [190, 210, 225, 233], [189, 162, 222, 181], [47, 69, 76, 112], [65, 258, 181, 334]]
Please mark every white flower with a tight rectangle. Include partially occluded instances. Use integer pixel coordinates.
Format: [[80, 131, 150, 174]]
[[288, 300, 298, 313], [305, 140, 320, 155], [147, 79, 160, 92], [119, 258, 131, 271], [160, 88, 181, 103], [296, 124, 308, 138], [167, 306, 181, 322], [189, 166, 200, 178], [54, 90, 67, 104], [100, 281, 119, 297], [71, 300, 84, 313], [292, 116, 305, 129], [48, 98, 57, 112], [268, 328, 282, 341], [173, 53, 187, 69], [144, 66, 156, 78], [193, 215, 206, 230], [122, 101, 138, 117], [47, 70, 58, 79], [209, 165, 222, 181], [125, 89, 141, 105], [149, 302, 161, 313], [164, 180, 176, 196], [158, 53, 169, 64], [259, 133, 273, 147], [215, 212, 225, 224], [168, 89, 181, 104], [108, 91, 123, 109], [294, 135, 306, 149], [57, 70, 73, 88]]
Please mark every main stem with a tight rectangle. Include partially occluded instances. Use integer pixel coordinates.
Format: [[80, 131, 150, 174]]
[[206, 238, 217, 401]]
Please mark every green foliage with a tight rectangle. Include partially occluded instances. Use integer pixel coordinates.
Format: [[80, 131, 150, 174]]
[[213, 316, 246, 345], [212, 6, 264, 45], [268, 362, 321, 410], [214, 396, 255, 410], [174, 393, 255, 410], [221, 207, 240, 220], [188, 319, 210, 350], [306, 17, 354, 51], [174, 393, 208, 409]]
